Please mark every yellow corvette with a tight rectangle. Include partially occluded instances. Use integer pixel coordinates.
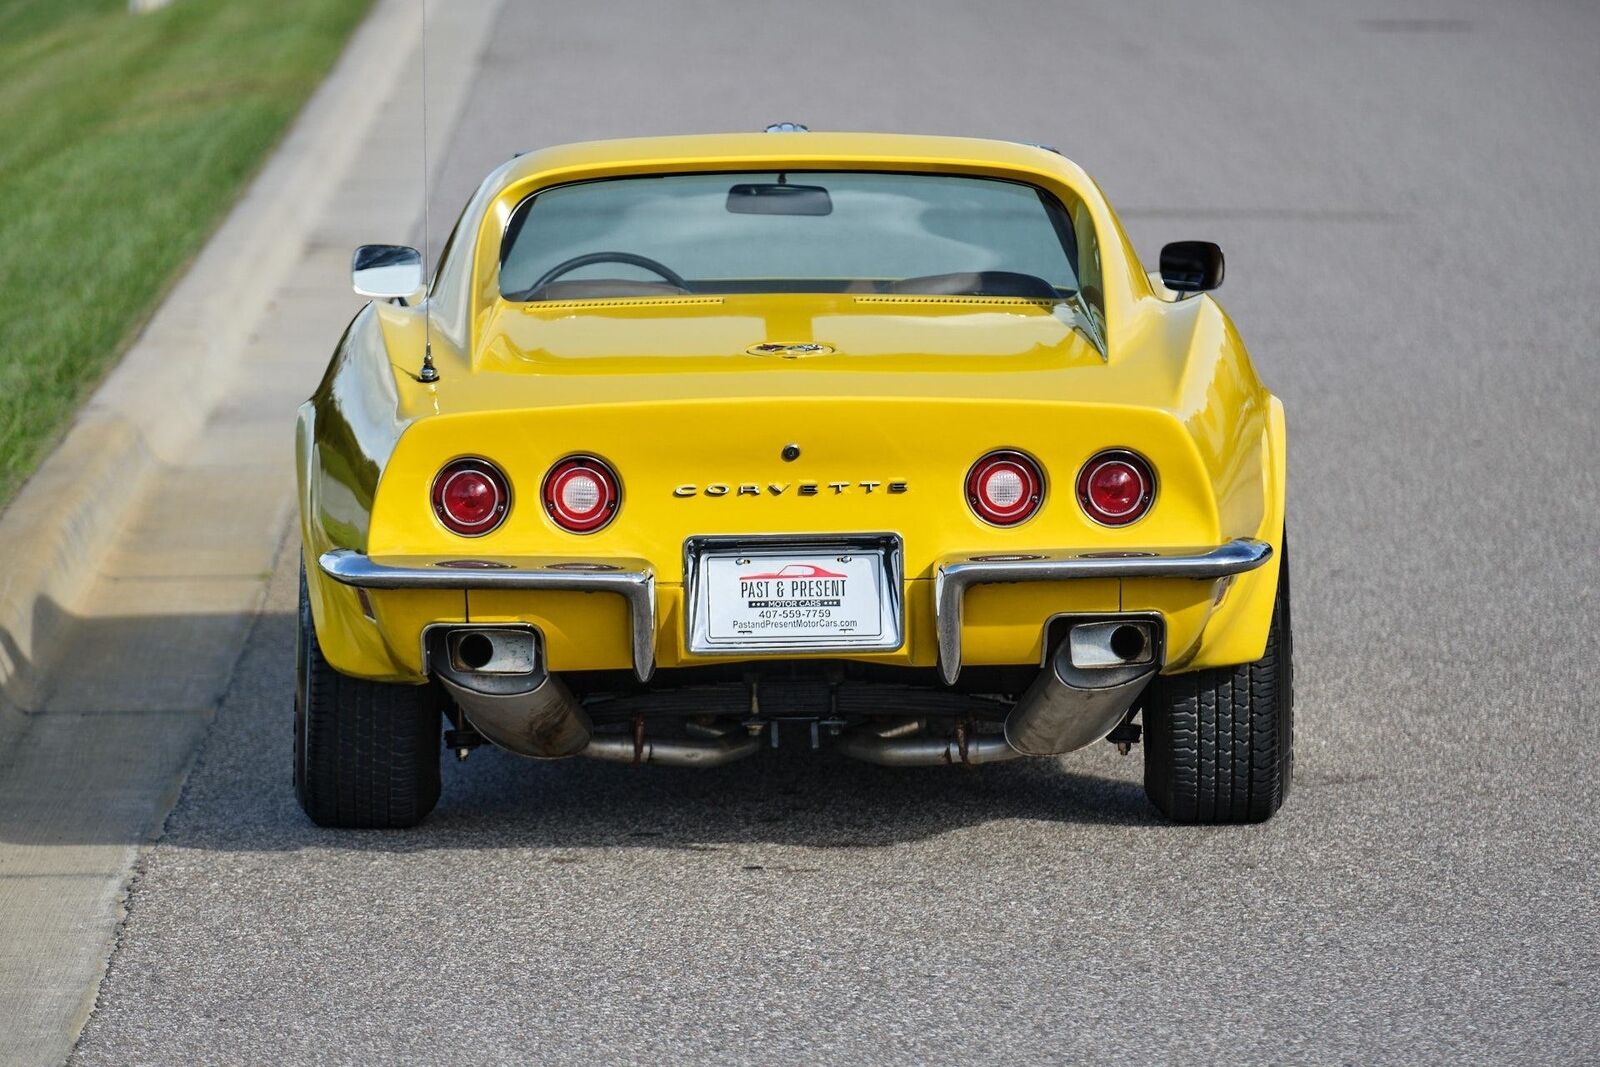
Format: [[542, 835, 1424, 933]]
[[295, 129, 1291, 829]]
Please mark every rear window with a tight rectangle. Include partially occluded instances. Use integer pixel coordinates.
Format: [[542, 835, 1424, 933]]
[[499, 171, 1080, 300]]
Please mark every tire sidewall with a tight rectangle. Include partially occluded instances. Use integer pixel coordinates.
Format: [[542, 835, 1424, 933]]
[[294, 564, 312, 805]]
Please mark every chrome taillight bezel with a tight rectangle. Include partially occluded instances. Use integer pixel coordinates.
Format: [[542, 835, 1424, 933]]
[[965, 449, 1046, 527], [431, 457, 512, 537], [541, 454, 621, 533], [1075, 449, 1156, 527]]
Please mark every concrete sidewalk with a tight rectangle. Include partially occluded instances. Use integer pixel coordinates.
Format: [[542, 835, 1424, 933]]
[[0, 2, 503, 1063]]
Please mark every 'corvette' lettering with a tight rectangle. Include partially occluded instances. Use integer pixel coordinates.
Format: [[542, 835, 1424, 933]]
[[673, 478, 909, 498]]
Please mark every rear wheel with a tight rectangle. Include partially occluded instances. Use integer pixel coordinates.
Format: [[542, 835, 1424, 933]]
[[295, 565, 441, 828], [1142, 544, 1294, 823]]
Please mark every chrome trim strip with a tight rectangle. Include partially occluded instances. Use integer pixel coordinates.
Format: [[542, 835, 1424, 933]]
[[933, 538, 1272, 685], [318, 549, 657, 682]]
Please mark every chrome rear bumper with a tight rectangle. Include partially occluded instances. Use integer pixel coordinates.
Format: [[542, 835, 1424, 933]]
[[318, 549, 657, 681], [319, 537, 1271, 687], [933, 538, 1272, 684]]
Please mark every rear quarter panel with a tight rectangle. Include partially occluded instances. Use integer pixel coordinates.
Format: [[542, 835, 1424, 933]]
[[297, 303, 465, 680]]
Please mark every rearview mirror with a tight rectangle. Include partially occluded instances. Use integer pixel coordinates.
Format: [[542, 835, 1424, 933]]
[[1158, 241, 1224, 294], [726, 183, 833, 216], [351, 244, 424, 302]]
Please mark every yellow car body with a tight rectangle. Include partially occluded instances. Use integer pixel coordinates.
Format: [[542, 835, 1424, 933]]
[[293, 131, 1290, 826], [300, 133, 1283, 675]]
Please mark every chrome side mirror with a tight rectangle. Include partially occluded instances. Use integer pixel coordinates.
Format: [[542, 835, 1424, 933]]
[[351, 244, 424, 302]]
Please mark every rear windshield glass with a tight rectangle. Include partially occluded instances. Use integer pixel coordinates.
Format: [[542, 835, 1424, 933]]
[[499, 171, 1080, 300]]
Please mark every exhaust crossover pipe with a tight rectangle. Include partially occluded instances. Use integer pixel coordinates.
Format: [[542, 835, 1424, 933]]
[[834, 620, 1159, 765], [833, 726, 1021, 766], [582, 735, 761, 767]]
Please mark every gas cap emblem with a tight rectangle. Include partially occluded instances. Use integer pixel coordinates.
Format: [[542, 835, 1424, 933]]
[[745, 342, 834, 358]]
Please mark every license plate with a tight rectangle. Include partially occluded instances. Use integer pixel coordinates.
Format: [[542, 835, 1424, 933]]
[[687, 539, 903, 654]]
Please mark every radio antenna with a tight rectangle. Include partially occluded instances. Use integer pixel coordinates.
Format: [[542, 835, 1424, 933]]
[[417, 0, 439, 383]]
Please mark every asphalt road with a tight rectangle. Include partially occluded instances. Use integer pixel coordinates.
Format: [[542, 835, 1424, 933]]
[[70, 1, 1600, 1063]]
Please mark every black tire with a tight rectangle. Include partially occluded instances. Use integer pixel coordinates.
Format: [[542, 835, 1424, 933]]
[[1142, 543, 1293, 824], [295, 565, 441, 828]]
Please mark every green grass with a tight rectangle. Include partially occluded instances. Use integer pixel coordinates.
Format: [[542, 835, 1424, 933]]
[[0, 0, 372, 502]]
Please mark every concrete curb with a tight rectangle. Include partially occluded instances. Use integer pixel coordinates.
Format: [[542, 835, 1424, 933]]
[[0, 0, 422, 719]]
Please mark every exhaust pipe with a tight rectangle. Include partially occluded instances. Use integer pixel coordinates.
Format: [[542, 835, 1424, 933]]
[[428, 627, 592, 758], [430, 619, 1157, 766], [582, 734, 761, 767], [1003, 621, 1157, 756], [832, 731, 1021, 766]]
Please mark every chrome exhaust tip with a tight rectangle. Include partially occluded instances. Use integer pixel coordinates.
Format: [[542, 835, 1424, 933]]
[[1066, 620, 1155, 668], [446, 628, 537, 674]]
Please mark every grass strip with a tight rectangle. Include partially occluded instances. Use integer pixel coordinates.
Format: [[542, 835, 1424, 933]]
[[0, 0, 374, 502]]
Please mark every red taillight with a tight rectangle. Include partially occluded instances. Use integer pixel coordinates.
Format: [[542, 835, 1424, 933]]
[[966, 450, 1045, 527], [542, 455, 620, 533], [1076, 450, 1155, 526], [432, 458, 510, 536]]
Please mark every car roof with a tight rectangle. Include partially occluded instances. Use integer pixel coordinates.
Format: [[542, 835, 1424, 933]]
[[500, 131, 1084, 187]]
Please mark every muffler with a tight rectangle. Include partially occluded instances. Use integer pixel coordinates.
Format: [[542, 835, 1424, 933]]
[[428, 627, 592, 758], [1003, 621, 1157, 756]]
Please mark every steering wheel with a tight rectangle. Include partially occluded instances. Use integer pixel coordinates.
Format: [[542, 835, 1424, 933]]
[[521, 251, 688, 297]]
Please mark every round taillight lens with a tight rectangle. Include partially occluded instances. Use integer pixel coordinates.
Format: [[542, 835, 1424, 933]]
[[432, 458, 510, 536], [966, 450, 1045, 527], [542, 455, 620, 533], [1076, 450, 1155, 526]]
